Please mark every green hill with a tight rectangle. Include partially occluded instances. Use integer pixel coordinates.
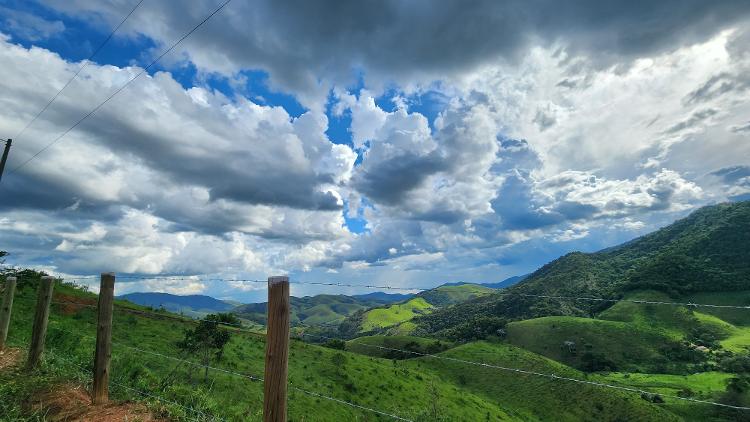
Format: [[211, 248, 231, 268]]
[[415, 201, 750, 337], [339, 283, 496, 336], [233, 292, 409, 326], [4, 273, 750, 420], [409, 341, 682, 422], [0, 277, 511, 421]]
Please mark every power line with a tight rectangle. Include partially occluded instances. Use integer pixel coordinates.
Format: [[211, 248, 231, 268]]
[[298, 332, 750, 411], [13, 0, 145, 142], [8, 0, 233, 175]]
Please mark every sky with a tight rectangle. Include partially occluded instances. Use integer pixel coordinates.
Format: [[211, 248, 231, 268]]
[[0, 0, 749, 302]]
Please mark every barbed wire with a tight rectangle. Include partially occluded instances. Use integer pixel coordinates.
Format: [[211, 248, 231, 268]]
[[46, 325, 414, 421], [298, 332, 750, 411], [44, 346, 210, 422], [43, 298, 266, 337], [290, 384, 415, 422], [20, 291, 750, 417], [10, 275, 750, 310]]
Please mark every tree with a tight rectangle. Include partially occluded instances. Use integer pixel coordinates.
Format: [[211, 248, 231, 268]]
[[209, 312, 241, 327], [177, 319, 231, 383]]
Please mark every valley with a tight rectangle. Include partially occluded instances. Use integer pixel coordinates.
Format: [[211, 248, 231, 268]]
[[2, 201, 750, 421]]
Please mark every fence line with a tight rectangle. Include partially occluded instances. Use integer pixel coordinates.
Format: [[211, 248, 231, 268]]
[[7, 273, 750, 419], [44, 347, 211, 422], [12, 275, 750, 310], [44, 311, 415, 421], [289, 384, 415, 422]]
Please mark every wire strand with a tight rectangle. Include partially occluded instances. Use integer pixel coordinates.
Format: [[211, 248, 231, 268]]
[[13, 0, 145, 142], [8, 0, 233, 175], [44, 346, 211, 422], [14, 274, 750, 310], [290, 384, 415, 422], [298, 332, 750, 411]]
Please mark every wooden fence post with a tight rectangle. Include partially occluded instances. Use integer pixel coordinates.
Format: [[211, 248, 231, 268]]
[[92, 272, 115, 404], [0, 276, 17, 351], [264, 276, 290, 422], [27, 275, 54, 369]]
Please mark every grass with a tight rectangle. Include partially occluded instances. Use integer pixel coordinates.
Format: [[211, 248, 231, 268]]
[[360, 297, 434, 332], [407, 341, 681, 422], [1, 281, 512, 421], [596, 372, 740, 422], [346, 335, 452, 359], [4, 280, 749, 421], [505, 315, 677, 372]]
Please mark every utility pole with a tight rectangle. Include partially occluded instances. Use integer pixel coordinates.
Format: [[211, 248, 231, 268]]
[[0, 139, 11, 182]]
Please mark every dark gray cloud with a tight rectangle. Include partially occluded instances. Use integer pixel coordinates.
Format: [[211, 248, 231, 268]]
[[711, 165, 750, 183], [684, 73, 750, 105], [353, 151, 446, 206], [663, 108, 718, 134], [47, 0, 750, 101], [731, 122, 750, 133]]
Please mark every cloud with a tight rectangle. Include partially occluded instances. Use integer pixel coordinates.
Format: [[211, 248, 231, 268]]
[[730, 121, 750, 133], [0, 36, 355, 239], [1, 4, 749, 298], [0, 6, 65, 41], [41, 0, 750, 105]]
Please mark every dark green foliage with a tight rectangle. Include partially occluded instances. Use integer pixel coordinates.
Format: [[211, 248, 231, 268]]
[[206, 312, 241, 326], [177, 318, 231, 382], [720, 354, 750, 373], [688, 325, 724, 348], [580, 348, 618, 372], [437, 316, 508, 342], [323, 338, 346, 350]]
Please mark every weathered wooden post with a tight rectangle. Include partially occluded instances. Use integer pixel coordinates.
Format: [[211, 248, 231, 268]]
[[27, 275, 54, 369], [263, 276, 290, 422], [92, 272, 115, 404], [0, 276, 17, 350]]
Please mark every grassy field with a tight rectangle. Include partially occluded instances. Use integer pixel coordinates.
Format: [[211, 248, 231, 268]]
[[1, 281, 513, 421], [4, 279, 750, 421], [360, 297, 434, 332], [346, 335, 452, 359], [407, 341, 681, 422], [356, 284, 496, 334], [505, 315, 677, 372]]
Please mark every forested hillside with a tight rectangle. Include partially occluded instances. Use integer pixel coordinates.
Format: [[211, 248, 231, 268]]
[[415, 201, 750, 336]]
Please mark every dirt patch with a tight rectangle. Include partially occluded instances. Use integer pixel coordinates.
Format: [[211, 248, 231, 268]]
[[54, 293, 97, 316], [29, 384, 166, 422], [0, 347, 23, 370]]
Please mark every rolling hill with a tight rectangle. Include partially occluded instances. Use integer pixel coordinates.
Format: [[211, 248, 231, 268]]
[[338, 283, 497, 336], [232, 292, 410, 326], [2, 277, 714, 421], [415, 201, 750, 337]]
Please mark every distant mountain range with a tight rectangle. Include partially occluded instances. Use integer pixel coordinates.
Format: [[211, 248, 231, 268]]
[[118, 274, 526, 325], [118, 292, 235, 317], [233, 292, 411, 326]]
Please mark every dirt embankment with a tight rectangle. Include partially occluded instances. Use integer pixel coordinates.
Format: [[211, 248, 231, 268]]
[[1, 347, 165, 421]]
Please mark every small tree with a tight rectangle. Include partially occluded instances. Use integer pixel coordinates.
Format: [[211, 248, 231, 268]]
[[177, 318, 231, 383]]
